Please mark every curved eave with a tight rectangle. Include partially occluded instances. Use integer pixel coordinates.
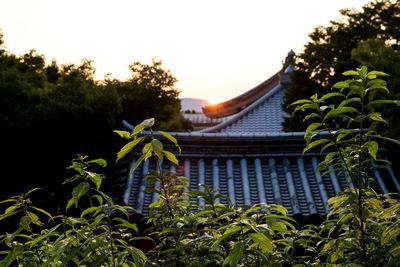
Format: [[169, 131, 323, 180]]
[[123, 119, 307, 140], [122, 120, 330, 156], [202, 71, 281, 118], [199, 83, 284, 133]]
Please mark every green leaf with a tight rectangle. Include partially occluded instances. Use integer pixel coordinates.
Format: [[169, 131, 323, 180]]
[[113, 217, 139, 232], [142, 142, 151, 154], [116, 136, 146, 162], [2, 248, 16, 267], [319, 92, 344, 102], [80, 206, 102, 218], [332, 81, 349, 89], [24, 188, 42, 197], [366, 84, 389, 94], [88, 254, 108, 267], [367, 78, 387, 87], [321, 142, 335, 153], [163, 150, 178, 165], [305, 123, 323, 140], [304, 112, 320, 121], [366, 141, 378, 160], [305, 129, 324, 145], [379, 203, 400, 219], [294, 103, 319, 114], [249, 233, 272, 254], [30, 206, 53, 220], [20, 216, 32, 232], [129, 147, 152, 179], [140, 118, 155, 128], [151, 139, 163, 160], [338, 97, 361, 108], [66, 198, 75, 211], [367, 100, 400, 107], [369, 135, 400, 146], [87, 158, 107, 167], [348, 84, 365, 97], [337, 129, 355, 142], [0, 198, 18, 205], [0, 209, 21, 221], [323, 107, 359, 121], [382, 221, 400, 245], [52, 238, 71, 256], [303, 139, 331, 154], [360, 66, 368, 79], [342, 70, 359, 76], [288, 99, 312, 107], [367, 112, 388, 124], [131, 123, 145, 136], [224, 242, 245, 267], [158, 130, 181, 154], [130, 247, 147, 266], [89, 175, 102, 190], [72, 182, 90, 202], [113, 130, 132, 140], [62, 174, 80, 185], [367, 70, 388, 77], [95, 190, 113, 204], [94, 214, 106, 224], [92, 194, 103, 205]]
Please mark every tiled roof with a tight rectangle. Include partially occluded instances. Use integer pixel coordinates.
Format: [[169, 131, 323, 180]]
[[121, 143, 398, 218], [200, 83, 287, 134], [201, 72, 281, 118], [183, 113, 231, 125], [119, 51, 399, 219], [202, 50, 295, 119]]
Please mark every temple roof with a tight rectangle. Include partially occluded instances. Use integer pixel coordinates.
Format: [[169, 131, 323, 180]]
[[201, 72, 281, 118], [118, 132, 399, 218], [202, 50, 295, 119], [200, 82, 287, 134], [119, 50, 399, 219]]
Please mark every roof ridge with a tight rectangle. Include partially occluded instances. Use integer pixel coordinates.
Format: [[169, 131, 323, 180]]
[[199, 83, 284, 133], [202, 71, 281, 118]]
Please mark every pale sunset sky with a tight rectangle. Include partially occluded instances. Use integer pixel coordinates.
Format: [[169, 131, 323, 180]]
[[0, 0, 372, 103]]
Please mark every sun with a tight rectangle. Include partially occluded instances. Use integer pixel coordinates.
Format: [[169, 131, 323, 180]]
[[208, 94, 220, 105]]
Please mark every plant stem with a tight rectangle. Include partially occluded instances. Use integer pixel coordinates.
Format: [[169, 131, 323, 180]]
[[106, 208, 116, 267], [150, 128, 175, 219], [358, 89, 367, 267]]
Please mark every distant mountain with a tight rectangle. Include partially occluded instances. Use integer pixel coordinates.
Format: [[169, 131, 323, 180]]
[[180, 98, 209, 113]]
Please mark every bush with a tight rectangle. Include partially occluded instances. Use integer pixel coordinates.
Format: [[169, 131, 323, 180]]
[[1, 67, 400, 266]]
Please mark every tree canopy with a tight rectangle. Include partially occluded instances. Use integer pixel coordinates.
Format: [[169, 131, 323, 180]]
[[0, 33, 190, 212], [282, 0, 400, 132]]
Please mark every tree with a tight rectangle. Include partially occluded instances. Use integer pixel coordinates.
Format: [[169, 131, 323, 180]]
[[282, 0, 400, 131], [0, 32, 192, 214], [115, 58, 192, 132]]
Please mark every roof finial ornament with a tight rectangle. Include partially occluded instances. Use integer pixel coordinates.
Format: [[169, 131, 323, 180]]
[[283, 49, 295, 69]]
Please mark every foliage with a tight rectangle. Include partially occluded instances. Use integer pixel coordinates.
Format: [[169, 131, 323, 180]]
[[282, 0, 400, 132], [0, 156, 147, 266], [112, 58, 192, 132], [1, 65, 400, 265], [0, 33, 191, 216], [351, 39, 400, 148], [291, 66, 400, 266], [115, 120, 302, 266]]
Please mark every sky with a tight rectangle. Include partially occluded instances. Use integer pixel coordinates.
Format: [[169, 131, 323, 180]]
[[0, 0, 373, 103]]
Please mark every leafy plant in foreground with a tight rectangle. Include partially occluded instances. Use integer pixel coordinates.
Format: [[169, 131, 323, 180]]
[[116, 119, 301, 266], [0, 155, 147, 266], [291, 66, 400, 266]]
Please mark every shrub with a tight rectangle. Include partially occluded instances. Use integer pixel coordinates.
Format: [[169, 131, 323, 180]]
[[1, 66, 399, 266]]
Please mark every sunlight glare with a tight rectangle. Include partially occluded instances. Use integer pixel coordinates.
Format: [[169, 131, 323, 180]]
[[208, 94, 220, 105]]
